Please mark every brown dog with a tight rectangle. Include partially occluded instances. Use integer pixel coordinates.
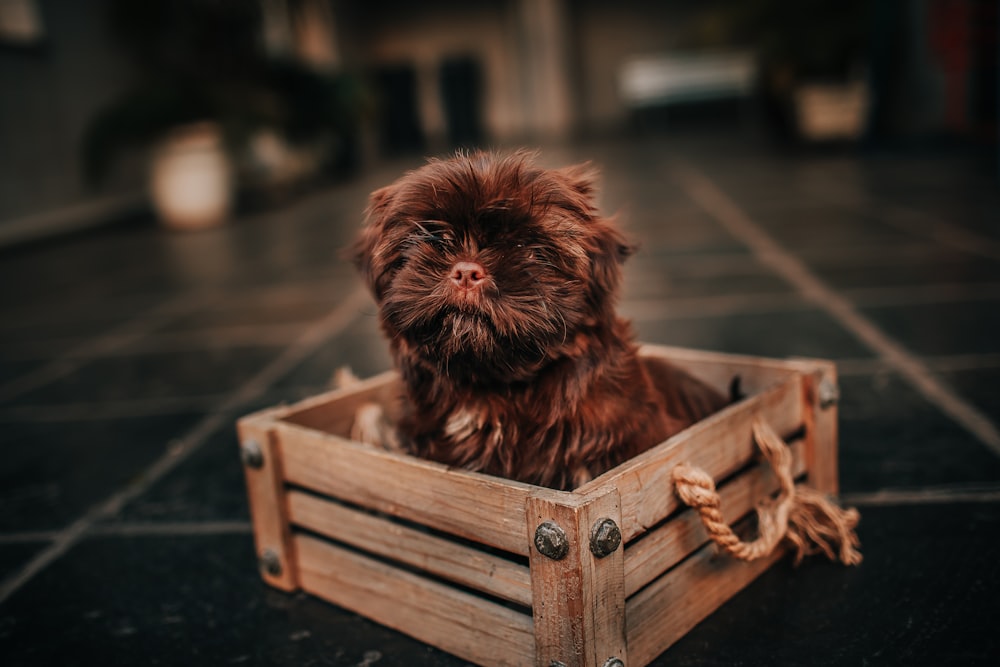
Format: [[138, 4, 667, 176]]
[[352, 150, 729, 489]]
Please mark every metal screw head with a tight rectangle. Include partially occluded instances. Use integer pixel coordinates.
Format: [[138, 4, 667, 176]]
[[534, 521, 569, 560], [603, 658, 625, 667], [818, 378, 840, 409], [590, 517, 622, 558], [241, 439, 264, 469], [260, 548, 282, 577]]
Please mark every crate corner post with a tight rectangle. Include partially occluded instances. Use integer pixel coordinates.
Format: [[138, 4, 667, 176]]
[[237, 415, 299, 592], [800, 362, 840, 496], [526, 487, 628, 667]]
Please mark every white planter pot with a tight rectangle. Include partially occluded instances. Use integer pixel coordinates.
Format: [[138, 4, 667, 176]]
[[150, 122, 233, 230], [794, 81, 870, 141]]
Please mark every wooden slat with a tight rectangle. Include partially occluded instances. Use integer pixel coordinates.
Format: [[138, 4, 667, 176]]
[[275, 420, 568, 555], [578, 375, 804, 542], [286, 489, 532, 607], [295, 533, 535, 667], [526, 489, 627, 667], [625, 441, 805, 596], [626, 527, 786, 666], [278, 370, 404, 436], [236, 417, 298, 591], [639, 343, 804, 396], [623, 439, 806, 597]]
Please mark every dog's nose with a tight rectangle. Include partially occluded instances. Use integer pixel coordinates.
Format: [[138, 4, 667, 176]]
[[450, 261, 487, 289]]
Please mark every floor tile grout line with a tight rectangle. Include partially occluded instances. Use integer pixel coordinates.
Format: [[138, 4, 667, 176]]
[[0, 530, 61, 545], [0, 523, 257, 544], [0, 285, 369, 606], [92, 521, 254, 536], [624, 282, 1000, 322], [0, 318, 372, 362], [0, 266, 355, 334], [840, 281, 1000, 306], [843, 487, 1000, 506], [0, 381, 341, 422], [0, 396, 231, 422], [0, 292, 218, 403], [4, 350, 999, 424], [671, 162, 1000, 457], [835, 352, 1000, 376], [807, 187, 1000, 262]]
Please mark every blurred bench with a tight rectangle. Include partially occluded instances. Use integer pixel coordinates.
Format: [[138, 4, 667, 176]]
[[619, 51, 756, 112]]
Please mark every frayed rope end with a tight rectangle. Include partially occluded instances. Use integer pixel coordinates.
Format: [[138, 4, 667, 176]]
[[672, 418, 862, 567], [786, 486, 862, 566]]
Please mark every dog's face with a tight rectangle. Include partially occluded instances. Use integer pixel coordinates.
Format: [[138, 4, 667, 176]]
[[353, 151, 632, 384]]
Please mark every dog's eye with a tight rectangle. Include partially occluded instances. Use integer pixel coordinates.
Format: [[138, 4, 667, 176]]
[[406, 224, 454, 249], [421, 230, 453, 248]]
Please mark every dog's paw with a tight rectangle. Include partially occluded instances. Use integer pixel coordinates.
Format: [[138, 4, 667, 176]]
[[571, 466, 594, 489], [332, 366, 362, 390], [351, 402, 404, 453]]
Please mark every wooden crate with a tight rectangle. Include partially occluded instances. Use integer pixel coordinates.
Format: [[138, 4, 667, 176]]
[[237, 344, 840, 667]]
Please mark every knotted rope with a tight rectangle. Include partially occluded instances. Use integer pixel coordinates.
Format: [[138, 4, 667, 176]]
[[672, 419, 862, 566]]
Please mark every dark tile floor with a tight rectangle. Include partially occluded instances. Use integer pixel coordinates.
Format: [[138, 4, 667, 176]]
[[2, 133, 999, 666]]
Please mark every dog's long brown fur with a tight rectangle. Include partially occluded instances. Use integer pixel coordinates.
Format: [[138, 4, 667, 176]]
[[352, 150, 729, 489]]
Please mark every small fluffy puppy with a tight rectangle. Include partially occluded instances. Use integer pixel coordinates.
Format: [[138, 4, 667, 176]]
[[352, 150, 729, 489]]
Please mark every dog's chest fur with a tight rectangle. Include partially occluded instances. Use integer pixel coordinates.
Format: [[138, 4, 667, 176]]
[[393, 323, 689, 490]]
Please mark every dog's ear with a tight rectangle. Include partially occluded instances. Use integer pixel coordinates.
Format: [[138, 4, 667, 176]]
[[366, 184, 396, 213], [554, 162, 598, 199], [552, 162, 632, 307], [587, 217, 634, 306], [351, 184, 398, 301]]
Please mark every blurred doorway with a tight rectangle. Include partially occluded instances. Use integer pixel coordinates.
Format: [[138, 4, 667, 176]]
[[439, 55, 484, 148], [375, 64, 425, 155]]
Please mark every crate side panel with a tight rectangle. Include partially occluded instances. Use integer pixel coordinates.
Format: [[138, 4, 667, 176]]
[[639, 344, 804, 395], [295, 533, 535, 667], [624, 439, 806, 597], [583, 377, 804, 542], [287, 489, 532, 607], [626, 534, 786, 666], [279, 370, 404, 435], [275, 421, 559, 555]]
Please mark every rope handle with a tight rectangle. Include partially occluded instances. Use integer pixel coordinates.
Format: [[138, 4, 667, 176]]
[[672, 419, 862, 566]]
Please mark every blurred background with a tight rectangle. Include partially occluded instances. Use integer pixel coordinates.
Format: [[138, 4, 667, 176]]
[[2, 3, 1000, 665], [0, 0, 996, 241]]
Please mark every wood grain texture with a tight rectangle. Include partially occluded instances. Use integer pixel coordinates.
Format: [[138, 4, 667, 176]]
[[295, 533, 535, 667], [578, 375, 805, 542], [626, 527, 787, 666], [236, 416, 299, 591], [623, 439, 807, 597], [639, 343, 803, 395], [527, 489, 627, 667], [278, 370, 404, 435], [286, 489, 532, 607], [275, 420, 569, 555], [801, 365, 840, 495]]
